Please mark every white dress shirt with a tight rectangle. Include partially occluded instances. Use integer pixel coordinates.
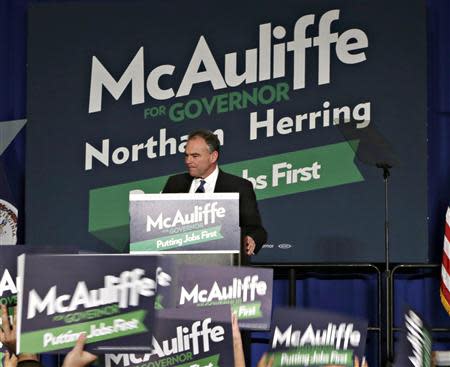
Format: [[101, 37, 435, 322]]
[[188, 165, 219, 194]]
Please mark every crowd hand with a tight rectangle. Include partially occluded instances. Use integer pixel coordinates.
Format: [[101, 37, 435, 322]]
[[231, 313, 246, 367], [257, 353, 274, 367], [231, 310, 275, 367], [354, 356, 368, 367], [62, 333, 97, 367], [3, 352, 39, 367], [0, 305, 16, 354], [431, 351, 437, 367], [244, 236, 256, 255], [4, 350, 18, 367]]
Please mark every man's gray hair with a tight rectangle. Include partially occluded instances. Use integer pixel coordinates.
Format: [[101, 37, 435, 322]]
[[188, 129, 220, 154]]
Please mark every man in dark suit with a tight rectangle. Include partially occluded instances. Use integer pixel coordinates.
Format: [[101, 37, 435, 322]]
[[162, 129, 267, 255]]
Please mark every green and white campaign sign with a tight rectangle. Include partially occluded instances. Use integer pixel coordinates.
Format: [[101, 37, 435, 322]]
[[129, 193, 239, 253], [17, 254, 161, 353], [104, 305, 234, 367]]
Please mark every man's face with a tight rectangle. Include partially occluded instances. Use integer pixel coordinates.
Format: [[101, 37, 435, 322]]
[[184, 137, 218, 178]]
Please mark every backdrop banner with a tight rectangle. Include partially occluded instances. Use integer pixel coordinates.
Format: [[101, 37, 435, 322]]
[[26, 0, 428, 263]]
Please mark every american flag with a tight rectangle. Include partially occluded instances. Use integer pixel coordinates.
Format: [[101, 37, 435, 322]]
[[440, 206, 450, 313]]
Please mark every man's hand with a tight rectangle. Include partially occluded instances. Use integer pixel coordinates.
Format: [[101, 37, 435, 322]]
[[244, 236, 256, 255], [62, 333, 97, 367], [0, 305, 16, 354]]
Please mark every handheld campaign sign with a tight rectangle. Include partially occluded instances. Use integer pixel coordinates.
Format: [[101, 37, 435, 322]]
[[175, 264, 273, 330], [0, 245, 79, 308], [129, 193, 240, 254], [0, 246, 22, 308], [394, 307, 432, 367], [17, 254, 162, 353], [0, 245, 78, 352], [104, 305, 234, 367], [0, 246, 19, 353], [154, 256, 178, 311], [269, 308, 368, 367]]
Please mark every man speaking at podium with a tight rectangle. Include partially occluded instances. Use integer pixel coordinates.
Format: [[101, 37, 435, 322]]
[[162, 129, 267, 256]]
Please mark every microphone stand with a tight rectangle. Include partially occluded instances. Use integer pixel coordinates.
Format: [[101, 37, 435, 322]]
[[337, 122, 398, 365], [376, 162, 393, 364]]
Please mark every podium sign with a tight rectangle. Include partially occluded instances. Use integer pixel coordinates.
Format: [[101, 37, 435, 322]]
[[129, 193, 240, 254]]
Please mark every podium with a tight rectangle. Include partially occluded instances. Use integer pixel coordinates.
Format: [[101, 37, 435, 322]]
[[129, 192, 271, 366], [129, 192, 241, 266]]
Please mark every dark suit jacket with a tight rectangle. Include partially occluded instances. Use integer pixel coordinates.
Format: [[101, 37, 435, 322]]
[[162, 169, 267, 253]]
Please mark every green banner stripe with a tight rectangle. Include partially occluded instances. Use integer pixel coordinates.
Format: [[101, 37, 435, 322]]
[[177, 354, 220, 367], [223, 140, 362, 200], [271, 346, 353, 367], [231, 302, 263, 319], [20, 310, 147, 353], [130, 226, 223, 252], [89, 141, 362, 250], [89, 175, 169, 232]]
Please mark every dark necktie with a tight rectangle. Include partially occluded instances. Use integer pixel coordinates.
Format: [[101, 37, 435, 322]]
[[195, 179, 206, 193]]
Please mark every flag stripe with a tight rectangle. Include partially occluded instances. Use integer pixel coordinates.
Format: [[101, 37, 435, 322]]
[[441, 265, 450, 299], [446, 220, 450, 242], [444, 236, 450, 262], [441, 288, 450, 314], [441, 206, 450, 314]]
